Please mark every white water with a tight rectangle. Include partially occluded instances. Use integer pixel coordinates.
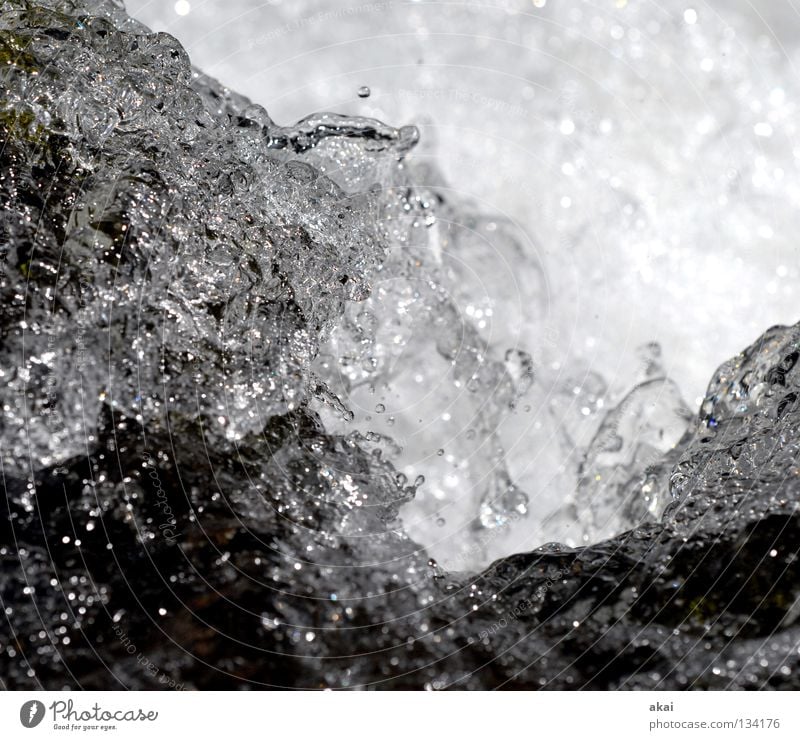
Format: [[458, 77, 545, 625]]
[[127, 0, 800, 567]]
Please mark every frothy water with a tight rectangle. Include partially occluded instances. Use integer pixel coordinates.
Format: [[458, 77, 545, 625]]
[[3, 0, 800, 690], [123, 0, 800, 569]]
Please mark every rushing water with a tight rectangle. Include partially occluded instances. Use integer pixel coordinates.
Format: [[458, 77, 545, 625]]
[[127, 0, 800, 567], [2, 0, 800, 689]]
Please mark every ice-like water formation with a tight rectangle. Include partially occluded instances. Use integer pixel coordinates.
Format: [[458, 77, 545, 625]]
[[123, 0, 800, 566], [1, 0, 800, 690]]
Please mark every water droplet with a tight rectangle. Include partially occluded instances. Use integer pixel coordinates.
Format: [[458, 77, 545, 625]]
[[357, 86, 371, 98]]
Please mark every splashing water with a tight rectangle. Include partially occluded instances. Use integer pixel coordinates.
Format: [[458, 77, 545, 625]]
[[2, 0, 800, 690], [124, 0, 800, 567]]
